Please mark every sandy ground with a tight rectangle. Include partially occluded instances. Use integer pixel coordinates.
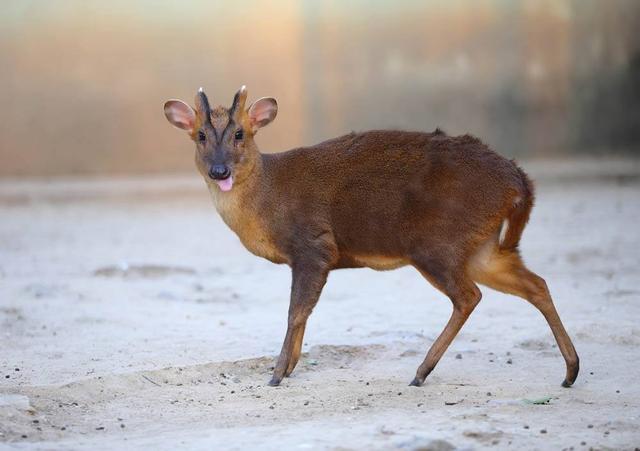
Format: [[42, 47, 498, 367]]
[[1, 159, 639, 450]]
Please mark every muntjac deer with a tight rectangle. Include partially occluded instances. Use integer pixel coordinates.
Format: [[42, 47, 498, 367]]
[[163, 86, 579, 388]]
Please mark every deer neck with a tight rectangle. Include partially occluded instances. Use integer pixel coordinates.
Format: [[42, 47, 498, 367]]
[[205, 154, 286, 263]]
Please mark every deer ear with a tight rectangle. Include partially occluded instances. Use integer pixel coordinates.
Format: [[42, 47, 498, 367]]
[[247, 97, 277, 132], [164, 100, 196, 132]]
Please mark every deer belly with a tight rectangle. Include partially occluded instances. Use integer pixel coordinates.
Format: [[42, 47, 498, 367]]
[[352, 255, 408, 271]]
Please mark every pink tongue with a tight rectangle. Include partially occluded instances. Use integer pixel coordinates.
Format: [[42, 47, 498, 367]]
[[216, 175, 233, 192]]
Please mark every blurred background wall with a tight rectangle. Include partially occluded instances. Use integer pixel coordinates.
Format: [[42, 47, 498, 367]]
[[0, 0, 639, 176]]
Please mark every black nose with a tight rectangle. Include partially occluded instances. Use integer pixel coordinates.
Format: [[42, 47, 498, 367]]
[[209, 165, 231, 180]]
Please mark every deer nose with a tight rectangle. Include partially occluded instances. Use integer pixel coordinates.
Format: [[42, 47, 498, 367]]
[[209, 165, 231, 180]]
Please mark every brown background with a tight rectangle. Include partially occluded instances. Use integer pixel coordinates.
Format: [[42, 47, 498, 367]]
[[1, 0, 639, 176]]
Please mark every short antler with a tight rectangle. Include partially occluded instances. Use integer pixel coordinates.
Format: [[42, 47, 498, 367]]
[[195, 87, 212, 123], [230, 85, 247, 117]]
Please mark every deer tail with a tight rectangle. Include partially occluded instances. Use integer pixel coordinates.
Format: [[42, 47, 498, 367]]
[[499, 165, 535, 251]]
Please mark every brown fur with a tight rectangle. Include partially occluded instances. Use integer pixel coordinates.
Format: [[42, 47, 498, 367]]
[[164, 88, 579, 388]]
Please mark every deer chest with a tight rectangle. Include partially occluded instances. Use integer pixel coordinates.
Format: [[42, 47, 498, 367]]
[[210, 188, 287, 264]]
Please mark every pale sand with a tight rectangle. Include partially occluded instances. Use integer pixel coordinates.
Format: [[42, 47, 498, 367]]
[[1, 159, 639, 450]]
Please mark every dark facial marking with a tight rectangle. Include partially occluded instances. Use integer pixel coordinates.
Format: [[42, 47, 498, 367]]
[[198, 89, 248, 154], [210, 107, 232, 145]]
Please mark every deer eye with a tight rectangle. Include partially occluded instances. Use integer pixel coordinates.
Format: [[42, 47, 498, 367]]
[[198, 131, 206, 142], [234, 129, 244, 141]]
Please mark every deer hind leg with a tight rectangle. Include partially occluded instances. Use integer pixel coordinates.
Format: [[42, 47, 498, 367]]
[[410, 255, 483, 386], [469, 245, 579, 387]]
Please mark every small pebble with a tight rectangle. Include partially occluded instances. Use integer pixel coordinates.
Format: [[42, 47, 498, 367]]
[[615, 390, 620, 393], [32, 420, 39, 424], [486, 392, 492, 396], [120, 424, 125, 429], [397, 392, 402, 396], [5, 375, 9, 379], [455, 353, 462, 359], [523, 425, 529, 429], [581, 442, 586, 446], [304, 400, 309, 406], [587, 424, 593, 429], [506, 358, 513, 364], [96, 427, 104, 431], [540, 429, 547, 434], [15, 368, 20, 372], [21, 434, 27, 439]]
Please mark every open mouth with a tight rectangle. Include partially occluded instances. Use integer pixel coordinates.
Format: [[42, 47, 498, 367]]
[[215, 174, 234, 192]]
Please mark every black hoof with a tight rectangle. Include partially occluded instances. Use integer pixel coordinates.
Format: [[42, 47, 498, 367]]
[[409, 377, 423, 387], [268, 376, 282, 387], [562, 358, 579, 387]]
